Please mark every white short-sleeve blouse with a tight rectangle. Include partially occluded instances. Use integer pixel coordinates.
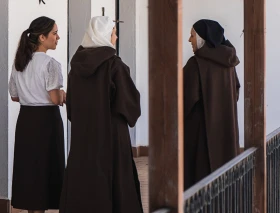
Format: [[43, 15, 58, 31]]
[[9, 52, 63, 106]]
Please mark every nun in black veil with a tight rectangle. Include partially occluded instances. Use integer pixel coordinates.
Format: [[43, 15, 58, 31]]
[[184, 19, 241, 189]]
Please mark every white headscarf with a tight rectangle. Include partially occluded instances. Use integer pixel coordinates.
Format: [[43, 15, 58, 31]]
[[81, 16, 115, 48], [194, 29, 205, 50]]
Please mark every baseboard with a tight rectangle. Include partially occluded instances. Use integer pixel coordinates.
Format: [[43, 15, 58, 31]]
[[0, 198, 10, 213], [132, 146, 149, 158], [132, 147, 138, 158]]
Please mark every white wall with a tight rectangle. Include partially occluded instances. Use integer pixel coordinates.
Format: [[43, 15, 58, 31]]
[[68, 0, 149, 147], [68, 0, 91, 154], [91, 0, 115, 18], [119, 0, 137, 146], [5, 2, 277, 181], [266, 0, 280, 135], [0, 0, 9, 199], [136, 0, 149, 147], [183, 0, 245, 146], [8, 0, 68, 198], [182, 0, 280, 146], [132, 0, 246, 147], [69, 0, 91, 61]]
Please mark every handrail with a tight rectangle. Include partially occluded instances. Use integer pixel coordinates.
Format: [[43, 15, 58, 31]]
[[184, 147, 257, 200], [153, 127, 280, 212], [184, 147, 257, 212], [266, 127, 280, 142], [153, 127, 280, 213], [266, 127, 280, 213], [152, 209, 171, 213]]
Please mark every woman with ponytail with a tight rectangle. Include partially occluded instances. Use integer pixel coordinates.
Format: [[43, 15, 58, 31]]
[[8, 16, 65, 213]]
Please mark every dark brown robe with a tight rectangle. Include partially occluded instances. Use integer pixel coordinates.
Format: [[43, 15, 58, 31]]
[[184, 41, 240, 189], [59, 46, 143, 213]]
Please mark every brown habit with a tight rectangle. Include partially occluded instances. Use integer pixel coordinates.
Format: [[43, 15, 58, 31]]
[[184, 41, 240, 189], [59, 46, 143, 213]]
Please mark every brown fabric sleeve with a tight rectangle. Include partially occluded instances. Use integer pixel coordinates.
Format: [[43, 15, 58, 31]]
[[112, 61, 141, 127], [66, 73, 72, 121], [234, 69, 241, 101], [184, 57, 201, 116]]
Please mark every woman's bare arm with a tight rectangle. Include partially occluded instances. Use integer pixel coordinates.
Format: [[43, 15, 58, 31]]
[[48, 89, 66, 106]]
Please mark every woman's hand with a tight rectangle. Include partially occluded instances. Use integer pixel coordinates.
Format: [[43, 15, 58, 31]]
[[60, 90, 66, 105], [11, 97, 20, 102], [48, 89, 66, 106]]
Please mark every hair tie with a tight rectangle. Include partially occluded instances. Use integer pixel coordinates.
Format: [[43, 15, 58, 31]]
[[26, 28, 33, 34]]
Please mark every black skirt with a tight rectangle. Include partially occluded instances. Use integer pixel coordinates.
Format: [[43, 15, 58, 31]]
[[11, 105, 65, 210]]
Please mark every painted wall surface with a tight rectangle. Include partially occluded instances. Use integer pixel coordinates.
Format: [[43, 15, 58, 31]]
[[0, 0, 9, 199], [266, 0, 280, 136], [4, 3, 278, 190], [91, 0, 115, 18], [131, 0, 244, 147], [68, 0, 91, 154], [119, 0, 136, 81], [183, 0, 245, 146], [124, 0, 244, 147], [70, 0, 139, 146], [119, 0, 137, 146], [8, 0, 68, 198], [69, 0, 91, 63], [135, 0, 149, 146], [67, 1, 280, 150]]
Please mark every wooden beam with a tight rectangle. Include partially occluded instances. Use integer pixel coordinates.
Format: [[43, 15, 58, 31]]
[[244, 0, 266, 212], [149, 0, 183, 212]]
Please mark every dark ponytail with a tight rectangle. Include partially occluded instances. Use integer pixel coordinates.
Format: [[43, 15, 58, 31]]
[[14, 16, 55, 71]]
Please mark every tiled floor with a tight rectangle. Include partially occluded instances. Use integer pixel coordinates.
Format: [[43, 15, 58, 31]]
[[13, 157, 149, 213], [135, 157, 149, 213]]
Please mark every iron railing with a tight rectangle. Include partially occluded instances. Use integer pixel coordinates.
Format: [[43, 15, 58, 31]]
[[267, 127, 280, 213], [153, 127, 280, 213], [152, 209, 171, 213], [183, 147, 257, 213]]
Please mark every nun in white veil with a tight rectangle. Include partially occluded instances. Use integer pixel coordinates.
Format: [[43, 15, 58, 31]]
[[81, 16, 116, 48], [59, 16, 144, 213]]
